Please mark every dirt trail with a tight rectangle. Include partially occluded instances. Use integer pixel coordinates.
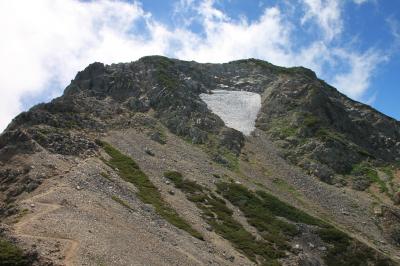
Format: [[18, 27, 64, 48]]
[[13, 183, 79, 266]]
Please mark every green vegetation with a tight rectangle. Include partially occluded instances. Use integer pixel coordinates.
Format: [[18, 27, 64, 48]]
[[140, 56, 179, 91], [216, 183, 327, 240], [316, 128, 347, 146], [352, 162, 388, 193], [234, 58, 285, 73], [165, 171, 283, 265], [99, 141, 203, 240], [272, 178, 304, 201], [275, 125, 297, 139], [237, 58, 316, 78], [0, 237, 28, 266], [111, 195, 134, 211], [317, 227, 392, 266], [203, 134, 240, 171], [150, 128, 167, 145], [219, 182, 393, 266], [380, 166, 395, 181], [303, 113, 320, 128], [219, 149, 240, 171], [357, 148, 374, 158], [167, 171, 392, 266], [267, 117, 298, 140], [153, 57, 179, 90], [164, 171, 204, 194], [100, 171, 112, 180]]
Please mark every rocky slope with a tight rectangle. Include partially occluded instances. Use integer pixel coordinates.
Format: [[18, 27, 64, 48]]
[[0, 56, 400, 265]]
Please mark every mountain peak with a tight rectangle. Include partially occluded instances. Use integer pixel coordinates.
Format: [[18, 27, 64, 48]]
[[1, 56, 399, 265]]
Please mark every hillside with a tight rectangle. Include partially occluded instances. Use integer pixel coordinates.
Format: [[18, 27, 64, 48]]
[[0, 56, 399, 265]]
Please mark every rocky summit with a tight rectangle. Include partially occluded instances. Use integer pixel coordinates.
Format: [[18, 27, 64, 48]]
[[1, 56, 400, 266]]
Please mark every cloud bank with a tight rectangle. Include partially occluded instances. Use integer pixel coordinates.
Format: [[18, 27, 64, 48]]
[[0, 0, 387, 131]]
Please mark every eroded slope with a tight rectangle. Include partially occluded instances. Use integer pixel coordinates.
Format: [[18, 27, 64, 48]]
[[1, 56, 400, 265]]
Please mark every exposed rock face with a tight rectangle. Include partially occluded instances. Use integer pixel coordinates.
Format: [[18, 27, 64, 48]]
[[1, 56, 400, 265], [6, 56, 399, 179], [255, 74, 400, 178]]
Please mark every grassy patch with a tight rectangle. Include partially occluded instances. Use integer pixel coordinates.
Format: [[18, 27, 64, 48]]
[[111, 195, 134, 211], [256, 190, 325, 226], [238, 58, 316, 78], [216, 183, 327, 242], [268, 118, 297, 139], [316, 128, 347, 146], [203, 134, 240, 171], [140, 56, 179, 91], [278, 126, 297, 139], [155, 59, 178, 90], [380, 166, 395, 181], [220, 149, 240, 171], [165, 172, 282, 265], [357, 148, 374, 158], [303, 113, 320, 128], [218, 182, 393, 266], [317, 228, 392, 266], [164, 171, 204, 194], [167, 171, 393, 266], [0, 237, 28, 266], [99, 141, 203, 240], [352, 162, 388, 193], [272, 178, 304, 203]]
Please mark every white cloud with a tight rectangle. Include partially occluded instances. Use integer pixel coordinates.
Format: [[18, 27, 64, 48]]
[[301, 0, 342, 41], [387, 17, 400, 48], [332, 49, 387, 99], [0, 0, 162, 132], [353, 0, 369, 4], [177, 5, 293, 64], [0, 0, 386, 132]]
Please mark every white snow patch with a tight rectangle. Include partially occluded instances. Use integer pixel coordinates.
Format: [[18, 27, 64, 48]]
[[200, 90, 261, 136]]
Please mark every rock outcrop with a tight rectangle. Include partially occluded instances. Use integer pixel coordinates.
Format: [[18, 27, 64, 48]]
[[1, 56, 399, 265]]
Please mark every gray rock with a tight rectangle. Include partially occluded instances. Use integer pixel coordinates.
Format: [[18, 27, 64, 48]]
[[150, 132, 166, 145], [351, 175, 371, 191], [393, 192, 400, 205], [145, 147, 155, 156], [126, 97, 150, 112]]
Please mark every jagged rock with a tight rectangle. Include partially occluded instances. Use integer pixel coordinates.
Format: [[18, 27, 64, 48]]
[[212, 154, 229, 166], [126, 97, 150, 112], [351, 175, 371, 191], [4, 56, 398, 178], [299, 160, 334, 184], [218, 128, 244, 156], [390, 226, 400, 246], [0, 56, 398, 265], [150, 132, 166, 144], [298, 256, 321, 266], [7, 185, 25, 197], [393, 192, 400, 205], [380, 206, 400, 246], [145, 147, 155, 156], [26, 180, 41, 192], [189, 127, 207, 144]]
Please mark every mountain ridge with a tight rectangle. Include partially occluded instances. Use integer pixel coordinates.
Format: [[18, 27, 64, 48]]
[[1, 56, 399, 265]]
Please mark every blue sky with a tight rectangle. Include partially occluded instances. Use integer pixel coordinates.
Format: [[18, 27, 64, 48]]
[[0, 0, 399, 132]]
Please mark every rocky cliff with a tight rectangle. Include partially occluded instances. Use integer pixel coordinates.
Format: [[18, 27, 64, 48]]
[[1, 56, 399, 265]]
